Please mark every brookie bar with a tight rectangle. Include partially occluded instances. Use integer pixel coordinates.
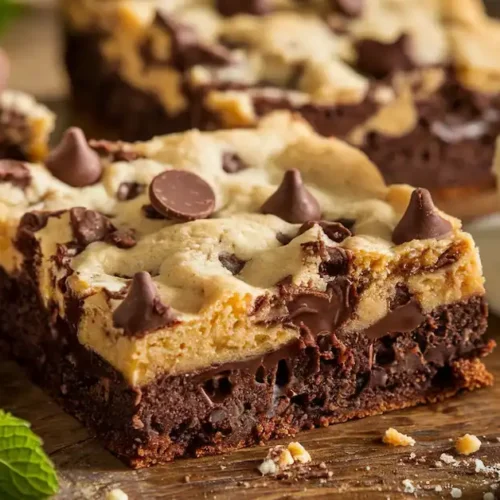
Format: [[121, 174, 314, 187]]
[[0, 113, 494, 467], [62, 0, 500, 207]]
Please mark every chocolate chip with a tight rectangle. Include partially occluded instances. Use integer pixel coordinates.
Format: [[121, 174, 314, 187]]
[[0, 159, 31, 189], [106, 229, 137, 249], [330, 0, 364, 17], [276, 232, 294, 246], [319, 247, 351, 277], [356, 34, 414, 79], [149, 170, 216, 221], [298, 221, 351, 243], [113, 271, 178, 337], [364, 299, 425, 340], [333, 218, 356, 232], [216, 0, 271, 16], [261, 169, 321, 223], [222, 152, 248, 173], [219, 252, 246, 275], [392, 188, 452, 245], [0, 48, 9, 93], [69, 207, 115, 246], [117, 182, 145, 201], [155, 12, 232, 69], [46, 127, 102, 187], [142, 204, 166, 219]]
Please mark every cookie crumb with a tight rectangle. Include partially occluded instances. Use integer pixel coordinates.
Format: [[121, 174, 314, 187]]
[[435, 485, 443, 492], [402, 479, 416, 493], [440, 453, 457, 465], [451, 487, 462, 498], [456, 434, 481, 455], [106, 490, 128, 500], [383, 428, 416, 447], [475, 459, 486, 473], [435, 461, 443, 468], [366, 466, 371, 471], [184, 475, 191, 483], [483, 493, 495, 500], [287, 442, 311, 464], [258, 458, 277, 476]]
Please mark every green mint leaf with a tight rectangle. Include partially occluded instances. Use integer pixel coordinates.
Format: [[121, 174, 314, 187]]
[[0, 410, 59, 499]]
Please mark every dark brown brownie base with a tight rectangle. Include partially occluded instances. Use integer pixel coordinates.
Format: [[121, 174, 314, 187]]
[[0, 262, 494, 468], [64, 30, 499, 197]]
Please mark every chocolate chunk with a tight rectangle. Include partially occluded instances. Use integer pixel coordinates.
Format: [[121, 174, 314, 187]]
[[149, 170, 216, 221], [330, 0, 364, 17], [155, 12, 232, 69], [368, 367, 388, 389], [298, 221, 351, 243], [45, 127, 102, 187], [287, 279, 354, 336], [117, 182, 145, 201], [106, 229, 137, 249], [216, 0, 271, 16], [89, 139, 143, 162], [0, 48, 9, 93], [222, 152, 248, 174], [18, 211, 51, 233], [69, 207, 114, 246], [333, 218, 356, 232], [356, 34, 414, 79], [392, 188, 452, 245], [219, 252, 246, 275], [319, 247, 351, 277], [276, 232, 294, 246], [261, 169, 321, 223], [364, 299, 425, 340], [0, 159, 31, 189], [113, 271, 178, 336]]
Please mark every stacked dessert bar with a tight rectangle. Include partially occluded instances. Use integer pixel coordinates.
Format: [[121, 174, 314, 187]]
[[0, 113, 493, 467], [62, 0, 500, 201]]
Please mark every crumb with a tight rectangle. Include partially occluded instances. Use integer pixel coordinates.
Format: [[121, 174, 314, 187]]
[[409, 452, 416, 460], [320, 478, 327, 484], [435, 485, 443, 492], [258, 459, 277, 476], [440, 453, 457, 465], [483, 493, 495, 500], [106, 490, 128, 500], [220, 464, 227, 470], [402, 479, 416, 493], [435, 461, 443, 468], [366, 466, 371, 471], [328, 471, 334, 478], [287, 442, 311, 464], [277, 449, 295, 468], [491, 484, 499, 490], [476, 459, 486, 473], [451, 487, 463, 498], [239, 482, 250, 488], [383, 428, 416, 447], [456, 434, 481, 455], [319, 462, 327, 469]]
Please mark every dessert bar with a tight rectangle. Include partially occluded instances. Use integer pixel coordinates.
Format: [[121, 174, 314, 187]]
[[62, 0, 500, 205], [0, 113, 494, 467]]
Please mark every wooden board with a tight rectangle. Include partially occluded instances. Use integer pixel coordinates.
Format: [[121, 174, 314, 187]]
[[1, 317, 500, 500]]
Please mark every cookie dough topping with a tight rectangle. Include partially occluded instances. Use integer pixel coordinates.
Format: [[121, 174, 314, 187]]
[[45, 127, 102, 187], [113, 272, 178, 337], [261, 169, 321, 223], [392, 188, 452, 245], [149, 169, 216, 221]]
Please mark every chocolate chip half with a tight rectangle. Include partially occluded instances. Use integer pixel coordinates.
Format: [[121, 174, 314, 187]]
[[222, 152, 248, 174], [392, 188, 452, 245], [106, 229, 137, 249], [330, 0, 364, 17], [0, 159, 31, 189], [216, 0, 271, 16], [219, 252, 246, 275], [46, 127, 102, 187], [298, 221, 351, 243], [149, 170, 216, 221], [18, 211, 51, 233], [69, 207, 114, 247], [356, 34, 414, 79], [113, 271, 178, 336], [0, 48, 9, 93], [261, 169, 321, 223]]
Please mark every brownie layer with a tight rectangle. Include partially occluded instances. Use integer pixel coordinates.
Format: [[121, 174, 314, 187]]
[[63, 30, 499, 195], [0, 257, 493, 467]]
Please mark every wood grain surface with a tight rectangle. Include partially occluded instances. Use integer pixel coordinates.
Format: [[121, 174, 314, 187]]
[[1, 316, 500, 500]]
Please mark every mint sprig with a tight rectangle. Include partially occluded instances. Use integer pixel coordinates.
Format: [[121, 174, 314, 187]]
[[0, 411, 59, 499]]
